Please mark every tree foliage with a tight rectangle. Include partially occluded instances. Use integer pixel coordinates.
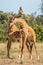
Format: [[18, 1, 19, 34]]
[[0, 11, 43, 42], [41, 0, 43, 14]]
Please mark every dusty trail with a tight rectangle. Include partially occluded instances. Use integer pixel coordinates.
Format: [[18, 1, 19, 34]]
[[0, 42, 43, 65]]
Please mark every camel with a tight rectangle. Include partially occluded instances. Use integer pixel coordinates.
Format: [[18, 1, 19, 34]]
[[7, 17, 31, 63], [11, 18, 39, 61], [7, 17, 23, 58], [7, 23, 33, 63], [7, 17, 39, 63]]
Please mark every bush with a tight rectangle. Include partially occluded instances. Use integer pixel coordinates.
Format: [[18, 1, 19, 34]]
[[33, 24, 43, 42]]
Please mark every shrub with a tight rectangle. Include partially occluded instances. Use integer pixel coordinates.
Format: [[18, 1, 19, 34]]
[[33, 24, 43, 42]]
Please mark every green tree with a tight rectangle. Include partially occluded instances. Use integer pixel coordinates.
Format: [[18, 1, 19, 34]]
[[41, 0, 43, 14]]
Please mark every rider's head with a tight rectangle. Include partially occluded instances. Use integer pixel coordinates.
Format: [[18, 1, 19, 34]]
[[19, 7, 22, 10]]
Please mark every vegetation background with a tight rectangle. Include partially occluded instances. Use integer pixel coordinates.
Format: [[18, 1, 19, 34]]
[[0, 0, 43, 42], [0, 11, 43, 42]]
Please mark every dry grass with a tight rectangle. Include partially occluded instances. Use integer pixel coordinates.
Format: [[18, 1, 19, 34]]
[[0, 42, 43, 65]]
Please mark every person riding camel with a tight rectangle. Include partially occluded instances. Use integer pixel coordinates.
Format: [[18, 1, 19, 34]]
[[9, 7, 24, 26], [14, 7, 24, 18], [18, 7, 24, 17]]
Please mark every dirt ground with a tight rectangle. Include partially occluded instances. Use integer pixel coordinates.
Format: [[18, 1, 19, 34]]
[[0, 42, 43, 65]]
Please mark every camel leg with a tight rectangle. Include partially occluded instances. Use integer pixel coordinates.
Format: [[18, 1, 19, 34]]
[[26, 42, 33, 60], [7, 37, 12, 58], [29, 42, 33, 60], [25, 36, 33, 60], [23, 34, 33, 59], [23, 34, 27, 46], [19, 36, 24, 63], [34, 41, 39, 60]]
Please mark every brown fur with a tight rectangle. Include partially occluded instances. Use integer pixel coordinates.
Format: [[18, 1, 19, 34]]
[[7, 20, 23, 58], [7, 30, 24, 58], [7, 17, 39, 61], [13, 18, 39, 59]]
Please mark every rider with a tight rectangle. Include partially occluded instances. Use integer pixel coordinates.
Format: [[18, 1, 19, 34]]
[[10, 7, 24, 26], [14, 7, 24, 18], [18, 7, 24, 18]]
